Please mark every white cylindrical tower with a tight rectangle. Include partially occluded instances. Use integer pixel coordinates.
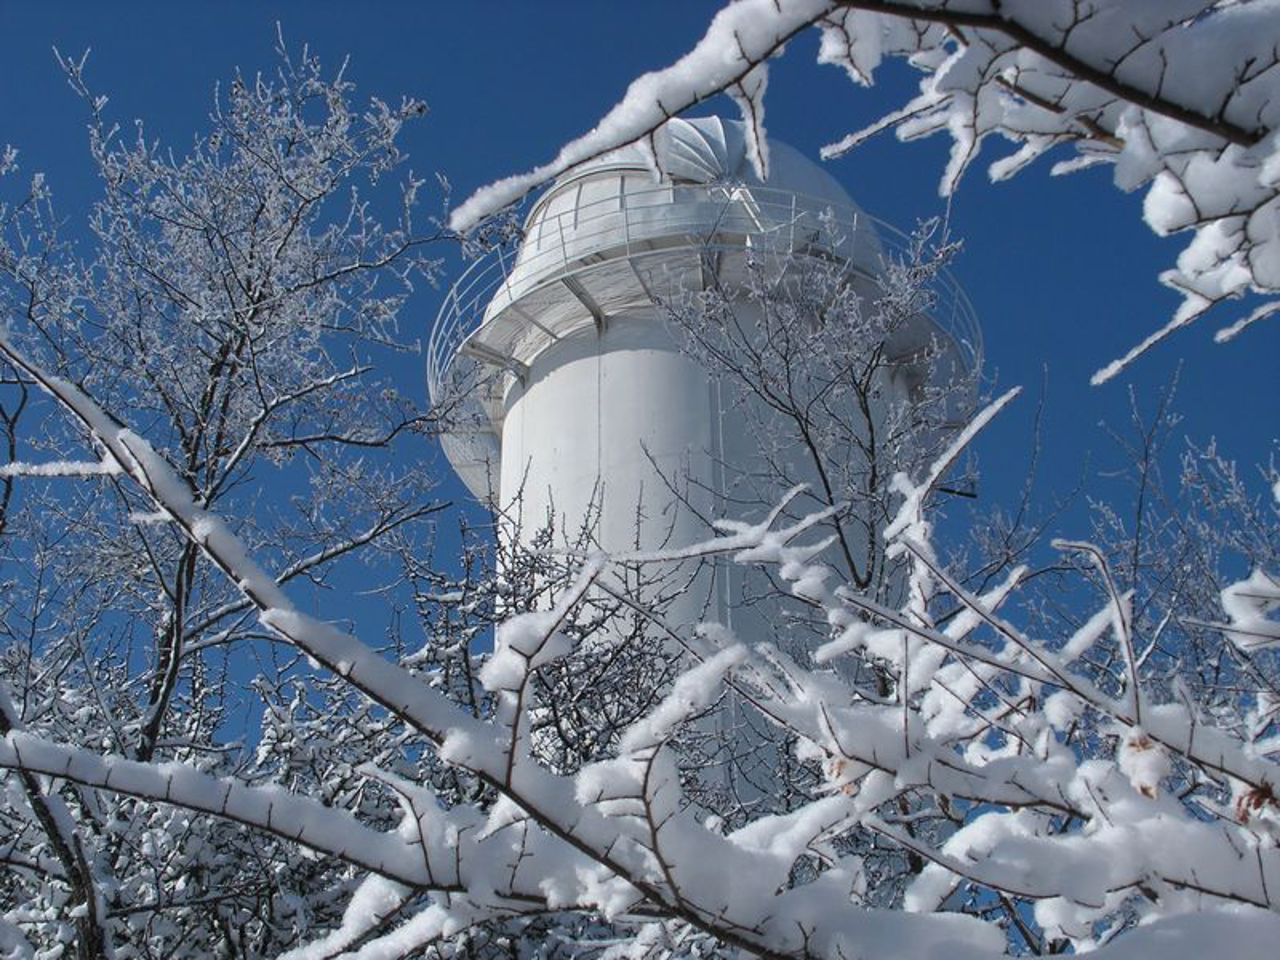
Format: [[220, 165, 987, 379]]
[[428, 116, 980, 634]]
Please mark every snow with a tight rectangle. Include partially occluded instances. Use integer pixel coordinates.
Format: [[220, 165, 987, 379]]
[[478, 554, 605, 693], [0, 732, 437, 887], [6, 33, 1280, 948], [1088, 909, 1280, 960], [1220, 568, 1280, 651], [1060, 601, 1116, 662], [277, 876, 409, 960], [0, 377, 1276, 955], [1043, 690, 1082, 732], [885, 387, 1022, 544], [1116, 728, 1171, 798], [618, 644, 746, 754], [0, 459, 120, 478]]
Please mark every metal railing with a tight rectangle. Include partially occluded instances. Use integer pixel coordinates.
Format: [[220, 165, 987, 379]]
[[427, 183, 981, 410]]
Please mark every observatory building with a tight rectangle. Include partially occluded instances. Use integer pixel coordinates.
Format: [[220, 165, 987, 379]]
[[428, 117, 979, 632]]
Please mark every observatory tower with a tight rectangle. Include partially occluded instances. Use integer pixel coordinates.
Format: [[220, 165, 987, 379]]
[[428, 117, 979, 630]]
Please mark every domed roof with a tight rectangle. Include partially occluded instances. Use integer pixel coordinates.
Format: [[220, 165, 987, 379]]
[[544, 115, 861, 219], [460, 115, 887, 386], [504, 116, 882, 299]]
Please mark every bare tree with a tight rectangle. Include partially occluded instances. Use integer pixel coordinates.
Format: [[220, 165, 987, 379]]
[[664, 219, 973, 597]]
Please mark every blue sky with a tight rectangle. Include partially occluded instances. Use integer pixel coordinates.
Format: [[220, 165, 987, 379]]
[[2, 0, 1276, 554]]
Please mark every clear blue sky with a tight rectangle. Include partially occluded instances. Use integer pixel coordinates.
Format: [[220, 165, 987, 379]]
[[2, 0, 1276, 546]]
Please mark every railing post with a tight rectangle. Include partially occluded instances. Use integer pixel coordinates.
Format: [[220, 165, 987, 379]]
[[623, 190, 632, 257], [558, 213, 569, 274]]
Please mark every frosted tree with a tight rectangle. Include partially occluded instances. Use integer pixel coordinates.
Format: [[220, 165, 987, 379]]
[[664, 219, 973, 601], [450, 0, 1280, 382], [0, 40, 447, 957], [2, 7, 1279, 960], [3, 346, 1278, 956]]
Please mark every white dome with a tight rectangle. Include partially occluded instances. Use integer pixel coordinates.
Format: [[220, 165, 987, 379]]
[[547, 115, 858, 214], [510, 116, 880, 286], [472, 117, 885, 359]]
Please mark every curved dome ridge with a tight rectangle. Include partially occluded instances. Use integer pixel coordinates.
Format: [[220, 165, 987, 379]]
[[661, 116, 743, 183], [555, 116, 856, 213]]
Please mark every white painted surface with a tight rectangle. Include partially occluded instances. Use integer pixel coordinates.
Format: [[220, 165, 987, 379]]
[[499, 311, 723, 625]]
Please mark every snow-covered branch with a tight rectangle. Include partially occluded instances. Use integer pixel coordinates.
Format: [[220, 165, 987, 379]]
[[455, 0, 1280, 380], [7, 320, 1277, 956]]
